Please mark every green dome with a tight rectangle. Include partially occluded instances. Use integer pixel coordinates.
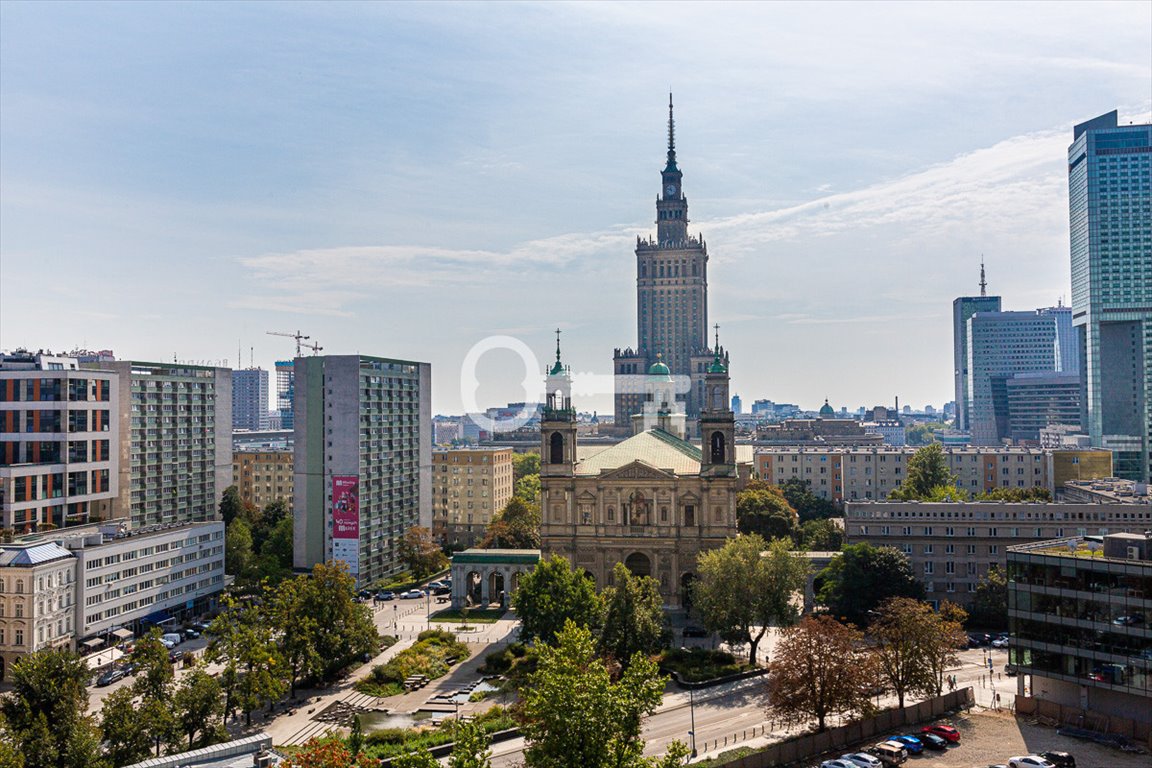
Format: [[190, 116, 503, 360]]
[[819, 399, 835, 416], [647, 355, 671, 377], [707, 354, 727, 374], [549, 359, 566, 376]]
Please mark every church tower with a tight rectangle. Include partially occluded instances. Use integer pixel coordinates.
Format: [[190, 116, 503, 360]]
[[699, 327, 735, 477], [614, 95, 714, 430], [540, 330, 576, 478]]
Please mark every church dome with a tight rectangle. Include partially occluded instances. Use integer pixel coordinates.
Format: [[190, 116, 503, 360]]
[[707, 353, 727, 374], [819, 398, 835, 417], [647, 356, 672, 378]]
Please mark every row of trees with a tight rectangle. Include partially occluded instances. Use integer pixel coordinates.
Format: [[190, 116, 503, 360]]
[[889, 443, 1051, 502], [221, 487, 295, 584]]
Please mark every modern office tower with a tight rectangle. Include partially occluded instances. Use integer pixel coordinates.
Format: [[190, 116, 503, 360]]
[[0, 352, 119, 532], [952, 264, 1002, 432], [292, 355, 431, 586], [731, 394, 743, 415], [231, 367, 269, 432], [431, 446, 514, 548], [1008, 533, 1151, 726], [613, 97, 723, 428], [1005, 372, 1082, 442], [101, 361, 232, 527], [967, 307, 1077, 445], [275, 360, 295, 431], [1068, 110, 1152, 482], [233, 449, 294, 513]]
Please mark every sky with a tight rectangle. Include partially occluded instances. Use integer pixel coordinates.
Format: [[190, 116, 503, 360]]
[[2, 1, 1150, 417]]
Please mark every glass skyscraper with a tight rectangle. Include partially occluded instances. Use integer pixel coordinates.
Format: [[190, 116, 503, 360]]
[[1068, 111, 1152, 482]]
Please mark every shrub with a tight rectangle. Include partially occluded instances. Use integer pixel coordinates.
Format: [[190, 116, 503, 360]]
[[354, 630, 471, 698], [658, 648, 749, 683]]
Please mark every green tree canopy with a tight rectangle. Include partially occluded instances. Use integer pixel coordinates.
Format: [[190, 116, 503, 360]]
[[513, 452, 541, 481], [514, 474, 542, 504], [888, 443, 958, 500], [225, 517, 257, 580], [795, 518, 844, 552], [481, 496, 541, 549], [219, 485, 244, 526], [519, 621, 668, 768], [966, 565, 1008, 629], [692, 535, 809, 664], [448, 718, 493, 768], [736, 482, 798, 541], [400, 525, 449, 578], [172, 668, 225, 751], [777, 477, 839, 522], [869, 597, 942, 707], [100, 688, 151, 767], [512, 555, 603, 646], [976, 486, 1052, 502], [816, 543, 923, 627], [207, 597, 288, 726], [0, 648, 105, 768], [600, 562, 666, 667]]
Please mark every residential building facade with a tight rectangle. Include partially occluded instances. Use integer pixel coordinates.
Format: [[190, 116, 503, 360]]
[[754, 445, 1114, 503], [845, 501, 1152, 607], [0, 541, 76, 680], [233, 449, 294, 513], [292, 355, 432, 587], [431, 447, 514, 549], [1069, 110, 1152, 482], [1008, 533, 1151, 724], [232, 367, 270, 432], [1, 352, 119, 532]]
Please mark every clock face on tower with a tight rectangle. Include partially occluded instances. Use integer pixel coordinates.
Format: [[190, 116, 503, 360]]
[[666, 184, 677, 196]]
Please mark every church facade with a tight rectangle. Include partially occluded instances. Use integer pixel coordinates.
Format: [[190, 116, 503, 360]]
[[613, 96, 725, 430]]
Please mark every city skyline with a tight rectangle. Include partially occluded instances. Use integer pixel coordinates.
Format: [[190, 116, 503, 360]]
[[2, 2, 1150, 416]]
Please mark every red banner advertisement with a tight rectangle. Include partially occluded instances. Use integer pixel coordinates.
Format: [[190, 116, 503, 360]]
[[332, 476, 360, 540]]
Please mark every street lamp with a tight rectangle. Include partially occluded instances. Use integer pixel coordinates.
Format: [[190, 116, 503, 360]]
[[688, 686, 697, 757]]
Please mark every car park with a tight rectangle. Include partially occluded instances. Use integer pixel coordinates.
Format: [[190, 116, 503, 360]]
[[884, 735, 923, 754], [682, 625, 709, 637], [96, 668, 126, 686], [918, 732, 948, 750], [921, 724, 960, 743], [840, 753, 883, 768], [1038, 751, 1075, 768], [968, 633, 992, 647], [820, 761, 857, 768], [1008, 757, 1056, 768], [866, 741, 907, 766], [400, 589, 424, 599]]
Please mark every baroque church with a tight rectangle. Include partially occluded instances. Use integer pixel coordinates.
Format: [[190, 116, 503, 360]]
[[539, 98, 751, 608]]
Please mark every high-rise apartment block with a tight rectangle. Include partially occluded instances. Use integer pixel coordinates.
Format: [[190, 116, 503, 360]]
[[292, 355, 431, 586], [431, 446, 514, 548], [966, 306, 1078, 445], [1068, 110, 1152, 482], [232, 367, 270, 431], [103, 361, 232, 527], [0, 352, 119, 533]]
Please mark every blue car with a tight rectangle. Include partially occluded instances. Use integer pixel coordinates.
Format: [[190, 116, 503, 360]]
[[886, 735, 924, 754]]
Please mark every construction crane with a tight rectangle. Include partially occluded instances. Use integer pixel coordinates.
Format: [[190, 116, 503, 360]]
[[301, 341, 323, 356], [266, 330, 310, 358]]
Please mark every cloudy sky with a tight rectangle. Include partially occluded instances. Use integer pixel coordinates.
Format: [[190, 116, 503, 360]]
[[2, 1, 1149, 416]]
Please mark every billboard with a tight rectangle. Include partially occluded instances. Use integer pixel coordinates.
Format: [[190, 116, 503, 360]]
[[331, 476, 360, 577]]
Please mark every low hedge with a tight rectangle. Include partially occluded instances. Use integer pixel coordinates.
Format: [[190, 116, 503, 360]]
[[355, 629, 471, 698], [658, 648, 752, 683]]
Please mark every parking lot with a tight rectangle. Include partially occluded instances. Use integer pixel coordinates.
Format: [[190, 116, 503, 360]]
[[822, 710, 1148, 768]]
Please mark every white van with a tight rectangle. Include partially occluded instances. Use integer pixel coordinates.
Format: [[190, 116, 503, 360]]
[[161, 633, 183, 649]]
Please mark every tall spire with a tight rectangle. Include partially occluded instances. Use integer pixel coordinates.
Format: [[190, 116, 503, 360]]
[[549, 327, 566, 375], [979, 257, 987, 297], [664, 92, 678, 172]]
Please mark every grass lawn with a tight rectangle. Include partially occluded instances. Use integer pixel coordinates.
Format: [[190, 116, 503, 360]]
[[429, 608, 505, 624]]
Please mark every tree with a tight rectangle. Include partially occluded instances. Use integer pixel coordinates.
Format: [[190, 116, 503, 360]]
[[268, 576, 321, 699], [225, 518, 257, 579], [172, 668, 225, 750], [282, 736, 378, 768], [0, 714, 24, 768], [100, 688, 151, 767], [400, 525, 449, 578], [976, 486, 1052, 502], [888, 443, 957, 500], [519, 621, 667, 768], [693, 535, 809, 664], [480, 496, 541, 550], [766, 615, 878, 732], [206, 597, 288, 726], [260, 514, 295, 572], [298, 561, 380, 680], [132, 628, 174, 703], [816, 543, 923, 627], [514, 473, 542, 504], [923, 601, 968, 697], [392, 748, 441, 768], [220, 484, 244, 526], [448, 718, 492, 768], [512, 556, 603, 646], [778, 478, 839, 522], [0, 648, 105, 768], [600, 562, 666, 667], [347, 714, 364, 757], [736, 484, 798, 540], [869, 598, 939, 708], [513, 452, 541, 481], [967, 565, 1008, 629], [796, 518, 843, 552]]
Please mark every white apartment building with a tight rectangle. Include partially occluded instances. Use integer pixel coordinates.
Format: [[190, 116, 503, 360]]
[[0, 541, 77, 681]]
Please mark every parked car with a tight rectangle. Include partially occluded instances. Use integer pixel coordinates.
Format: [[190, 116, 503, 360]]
[[168, 649, 185, 664], [161, 632, 183, 648], [820, 761, 858, 768], [992, 636, 1010, 648], [968, 633, 992, 647], [184, 628, 200, 640], [921, 724, 960, 743], [840, 753, 883, 768], [426, 581, 446, 590], [120, 662, 138, 676], [375, 591, 396, 601], [400, 589, 424, 599], [884, 735, 923, 754], [866, 741, 907, 766], [918, 732, 948, 751], [96, 668, 126, 686], [682, 625, 709, 638], [1008, 757, 1056, 768], [1038, 751, 1075, 768]]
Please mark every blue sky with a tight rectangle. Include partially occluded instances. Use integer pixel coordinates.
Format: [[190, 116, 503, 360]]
[[2, 1, 1150, 416]]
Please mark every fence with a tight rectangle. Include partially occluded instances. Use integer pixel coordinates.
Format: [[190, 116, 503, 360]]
[[1015, 695, 1151, 748], [708, 687, 975, 768]]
